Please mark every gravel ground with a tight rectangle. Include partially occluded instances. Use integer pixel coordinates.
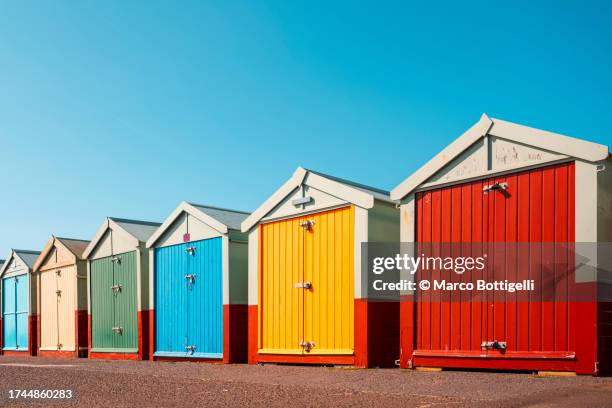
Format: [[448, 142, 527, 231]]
[[0, 356, 610, 407]]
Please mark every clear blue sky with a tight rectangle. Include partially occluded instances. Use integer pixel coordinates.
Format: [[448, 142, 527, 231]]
[[0, 1, 611, 256]]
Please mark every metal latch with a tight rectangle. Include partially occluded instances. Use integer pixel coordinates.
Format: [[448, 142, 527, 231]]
[[185, 345, 196, 354], [111, 326, 123, 334], [300, 341, 315, 352], [295, 281, 312, 289], [481, 340, 507, 350], [56, 290, 62, 296], [185, 246, 196, 255], [185, 274, 196, 283], [57, 343, 63, 350], [55, 270, 62, 276], [483, 182, 508, 193], [300, 220, 315, 230], [111, 284, 123, 293], [111, 256, 121, 264]]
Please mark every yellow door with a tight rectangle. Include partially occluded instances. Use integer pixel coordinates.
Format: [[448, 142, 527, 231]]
[[259, 216, 304, 354], [259, 206, 354, 355], [303, 207, 354, 355], [40, 269, 58, 350], [56, 266, 76, 351]]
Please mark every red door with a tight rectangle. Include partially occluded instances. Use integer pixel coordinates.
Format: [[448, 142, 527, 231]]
[[412, 162, 576, 369]]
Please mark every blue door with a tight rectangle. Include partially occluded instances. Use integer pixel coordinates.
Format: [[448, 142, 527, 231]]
[[2, 274, 29, 351], [154, 237, 223, 358], [187, 238, 223, 358]]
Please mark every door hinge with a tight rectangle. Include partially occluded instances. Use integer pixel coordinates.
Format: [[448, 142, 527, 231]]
[[111, 326, 124, 335], [300, 341, 315, 352], [185, 345, 196, 354], [185, 246, 196, 255], [481, 340, 507, 350], [185, 274, 196, 283], [294, 281, 312, 289], [299, 220, 315, 230], [111, 256, 121, 264], [483, 182, 508, 193], [110, 284, 123, 293]]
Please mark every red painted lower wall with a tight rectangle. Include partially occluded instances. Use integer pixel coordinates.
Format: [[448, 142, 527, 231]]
[[148, 309, 155, 361], [76, 310, 88, 358], [223, 304, 248, 364], [598, 301, 612, 375], [248, 300, 399, 367], [138, 310, 149, 361], [28, 315, 37, 356]]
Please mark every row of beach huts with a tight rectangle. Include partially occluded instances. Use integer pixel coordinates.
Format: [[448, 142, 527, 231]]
[[1, 115, 611, 375]]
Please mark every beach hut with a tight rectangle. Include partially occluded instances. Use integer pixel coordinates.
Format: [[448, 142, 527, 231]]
[[1, 249, 40, 356], [391, 114, 611, 375], [146, 202, 249, 362], [83, 217, 160, 360], [33, 236, 90, 358], [241, 167, 400, 367]]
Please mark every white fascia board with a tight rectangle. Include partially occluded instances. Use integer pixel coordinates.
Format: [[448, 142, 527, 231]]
[[241, 167, 308, 232], [0, 250, 14, 277], [390, 114, 493, 201], [32, 236, 56, 272], [305, 172, 375, 209], [489, 118, 609, 163], [82, 219, 110, 259], [108, 218, 143, 248], [146, 201, 229, 248]]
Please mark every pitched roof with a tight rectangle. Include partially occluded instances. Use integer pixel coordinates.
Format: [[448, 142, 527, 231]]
[[83, 217, 161, 259], [56, 237, 90, 259], [0, 249, 41, 276], [33, 236, 91, 271], [146, 202, 249, 248], [109, 218, 161, 242], [189, 203, 249, 231], [241, 167, 393, 232], [390, 114, 610, 200], [14, 249, 41, 269]]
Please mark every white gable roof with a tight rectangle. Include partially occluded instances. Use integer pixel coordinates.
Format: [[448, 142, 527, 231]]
[[241, 167, 393, 232], [146, 202, 250, 248], [0, 249, 41, 277], [83, 217, 161, 259], [391, 114, 610, 200], [32, 236, 90, 272]]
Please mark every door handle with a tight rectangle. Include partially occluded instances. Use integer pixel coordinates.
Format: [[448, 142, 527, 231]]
[[111, 326, 124, 334], [300, 220, 315, 230], [295, 281, 312, 289], [481, 340, 507, 350], [299, 341, 315, 352], [483, 182, 508, 193], [185, 274, 196, 283], [110, 284, 123, 293]]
